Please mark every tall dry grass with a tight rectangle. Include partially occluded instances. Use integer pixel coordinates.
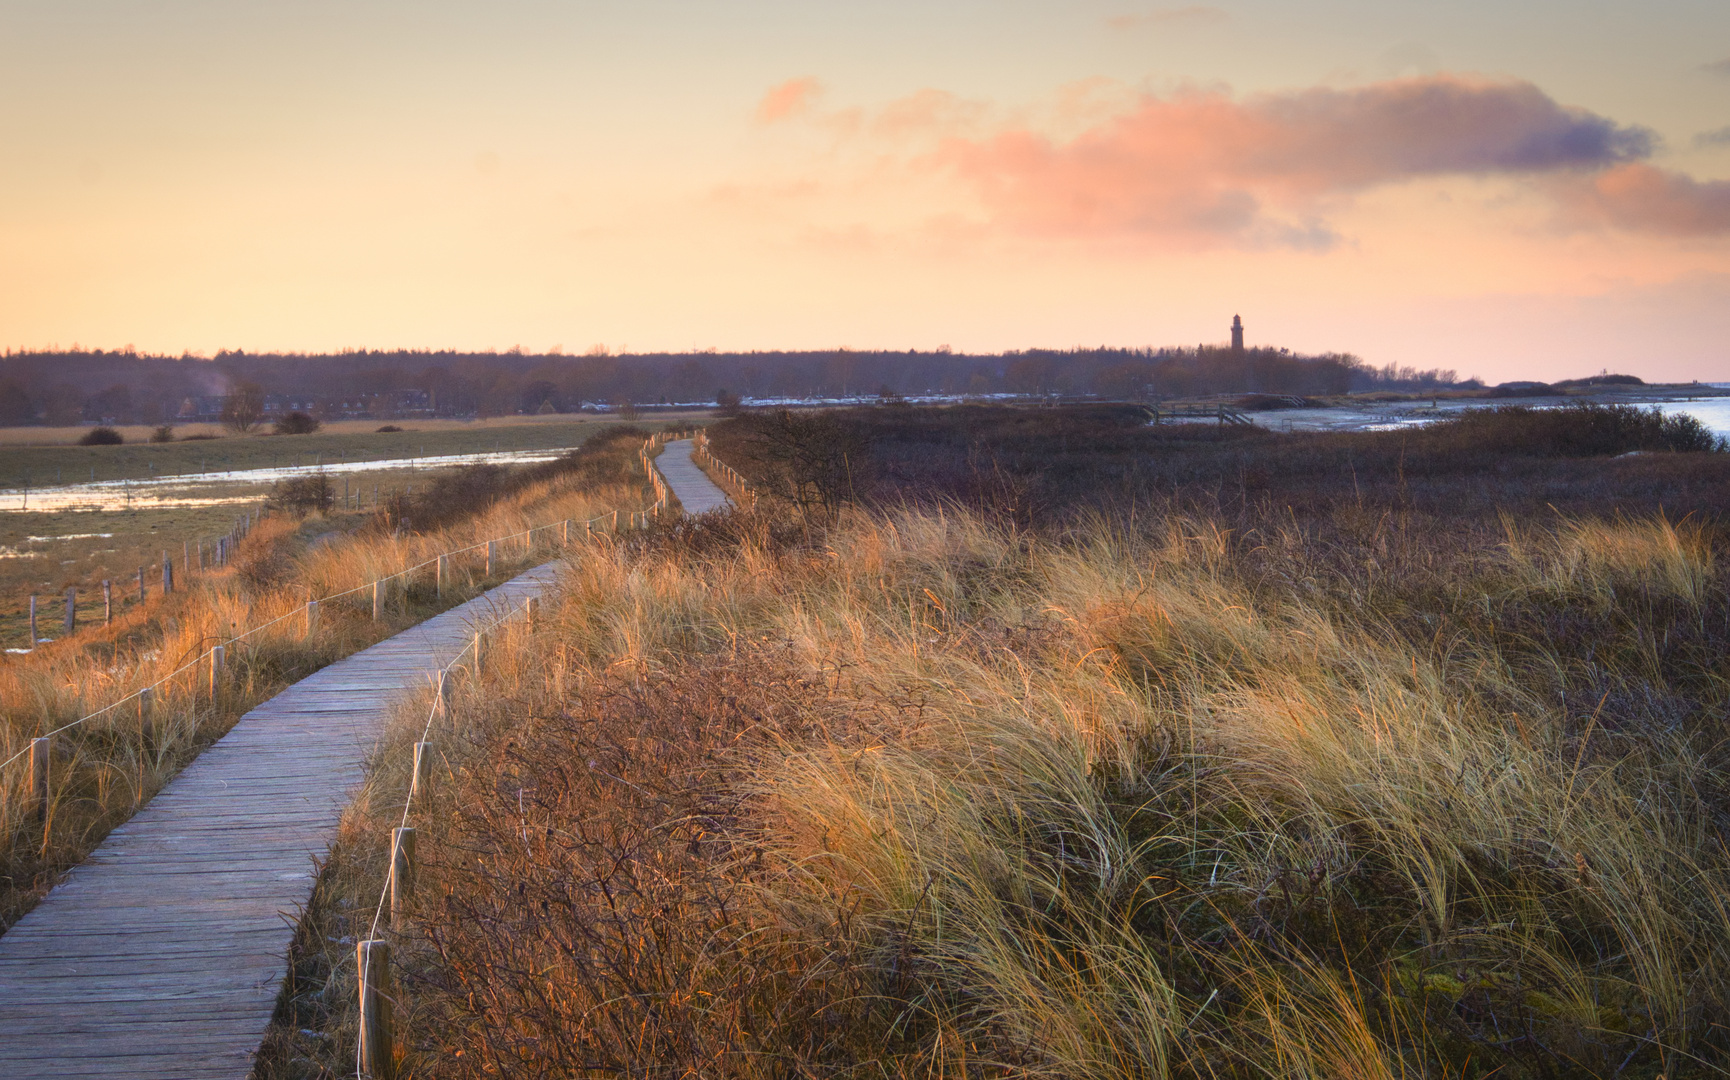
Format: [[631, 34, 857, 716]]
[[0, 454, 650, 930], [279, 501, 1730, 1077]]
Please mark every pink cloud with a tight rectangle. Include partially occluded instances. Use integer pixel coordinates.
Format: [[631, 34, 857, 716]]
[[1560, 164, 1730, 236], [932, 76, 1664, 246], [756, 77, 822, 124]]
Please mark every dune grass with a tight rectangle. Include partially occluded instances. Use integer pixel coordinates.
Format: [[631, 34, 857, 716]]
[[267, 475, 1730, 1077]]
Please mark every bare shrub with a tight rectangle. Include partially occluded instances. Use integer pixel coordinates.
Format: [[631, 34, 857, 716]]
[[77, 426, 122, 445], [273, 410, 320, 435], [265, 473, 334, 517]]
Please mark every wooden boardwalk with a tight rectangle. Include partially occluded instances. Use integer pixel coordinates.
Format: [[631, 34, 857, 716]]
[[0, 563, 562, 1078], [657, 439, 731, 514]]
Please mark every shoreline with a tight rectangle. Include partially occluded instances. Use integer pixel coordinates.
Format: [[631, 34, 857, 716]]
[[1239, 384, 1730, 434]]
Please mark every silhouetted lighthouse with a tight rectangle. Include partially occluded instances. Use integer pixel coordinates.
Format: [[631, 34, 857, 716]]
[[1230, 314, 1244, 355]]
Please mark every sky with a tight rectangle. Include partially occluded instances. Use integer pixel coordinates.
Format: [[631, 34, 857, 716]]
[[2, 1, 1729, 383]]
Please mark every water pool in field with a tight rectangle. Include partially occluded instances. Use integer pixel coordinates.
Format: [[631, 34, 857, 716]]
[[1653, 387, 1730, 439], [1351, 387, 1730, 439], [0, 446, 579, 512]]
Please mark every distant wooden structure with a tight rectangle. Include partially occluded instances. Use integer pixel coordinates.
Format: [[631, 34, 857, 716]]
[[0, 564, 561, 1078], [1148, 402, 1254, 426]]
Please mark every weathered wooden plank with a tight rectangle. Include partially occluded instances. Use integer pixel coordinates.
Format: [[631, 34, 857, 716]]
[[0, 562, 563, 1079], [657, 438, 732, 513]]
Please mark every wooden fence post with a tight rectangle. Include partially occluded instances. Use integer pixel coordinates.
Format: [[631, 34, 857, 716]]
[[64, 587, 76, 637], [389, 827, 417, 930], [525, 596, 540, 630], [356, 940, 395, 1080], [31, 737, 50, 824], [473, 629, 486, 670], [103, 579, 112, 625], [562, 519, 570, 545], [209, 645, 225, 698], [137, 566, 145, 602], [162, 553, 173, 595], [436, 555, 445, 599], [27, 595, 36, 649], [136, 688, 154, 805], [373, 580, 383, 622], [486, 541, 496, 577], [412, 740, 433, 802], [305, 599, 319, 637]]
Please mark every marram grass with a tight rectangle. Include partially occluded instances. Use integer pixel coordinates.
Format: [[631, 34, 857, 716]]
[[283, 503, 1730, 1078]]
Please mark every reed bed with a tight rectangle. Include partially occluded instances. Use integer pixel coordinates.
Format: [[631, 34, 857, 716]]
[[0, 440, 653, 931], [274, 491, 1730, 1078]]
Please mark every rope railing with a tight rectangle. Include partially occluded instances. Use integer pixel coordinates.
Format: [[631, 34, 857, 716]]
[[348, 431, 692, 1077], [690, 429, 756, 508], [350, 585, 541, 1078], [0, 452, 674, 790]]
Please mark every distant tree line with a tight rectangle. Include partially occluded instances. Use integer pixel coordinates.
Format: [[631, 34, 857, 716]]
[[0, 344, 1474, 425]]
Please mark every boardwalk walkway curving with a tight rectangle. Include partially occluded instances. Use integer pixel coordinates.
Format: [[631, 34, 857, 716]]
[[656, 439, 731, 514], [0, 563, 562, 1078]]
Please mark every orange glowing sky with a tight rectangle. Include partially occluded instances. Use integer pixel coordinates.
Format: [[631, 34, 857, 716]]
[[3, 1, 1729, 381]]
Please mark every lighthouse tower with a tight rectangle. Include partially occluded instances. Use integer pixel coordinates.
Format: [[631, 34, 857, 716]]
[[1230, 314, 1244, 355]]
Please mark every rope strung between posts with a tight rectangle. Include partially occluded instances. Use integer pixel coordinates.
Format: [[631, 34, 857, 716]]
[[350, 433, 685, 1079], [0, 435, 681, 782]]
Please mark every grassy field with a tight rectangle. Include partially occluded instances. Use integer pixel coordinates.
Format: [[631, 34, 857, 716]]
[[0, 415, 664, 487], [0, 427, 658, 932], [0, 502, 265, 650], [259, 404, 1730, 1079]]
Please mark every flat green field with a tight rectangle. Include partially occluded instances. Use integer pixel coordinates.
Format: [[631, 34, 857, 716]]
[[0, 416, 668, 488], [0, 502, 260, 650]]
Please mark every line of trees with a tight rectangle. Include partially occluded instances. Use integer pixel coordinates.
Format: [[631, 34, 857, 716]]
[[0, 344, 1474, 426]]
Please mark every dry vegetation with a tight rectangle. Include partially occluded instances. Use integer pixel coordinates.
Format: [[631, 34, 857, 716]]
[[265, 406, 1730, 1079], [0, 426, 659, 931]]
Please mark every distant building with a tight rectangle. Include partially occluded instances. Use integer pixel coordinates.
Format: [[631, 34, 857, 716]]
[[1231, 315, 1245, 355], [175, 389, 434, 422]]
